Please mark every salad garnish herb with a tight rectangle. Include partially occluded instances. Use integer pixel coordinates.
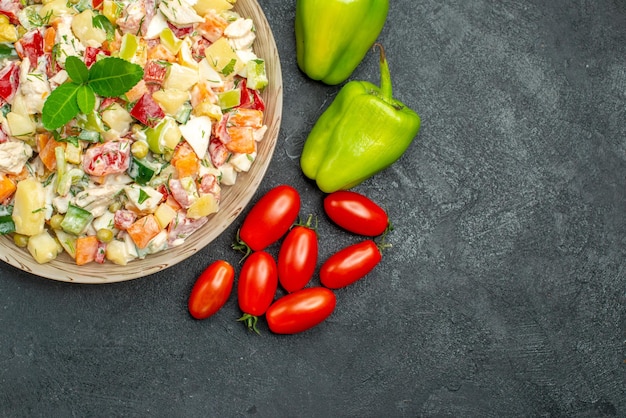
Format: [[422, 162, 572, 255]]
[[42, 57, 143, 130]]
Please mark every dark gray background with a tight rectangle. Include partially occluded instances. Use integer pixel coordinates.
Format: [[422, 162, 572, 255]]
[[1, 0, 625, 416]]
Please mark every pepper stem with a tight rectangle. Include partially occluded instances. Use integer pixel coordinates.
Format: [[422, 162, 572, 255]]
[[375, 43, 393, 100]]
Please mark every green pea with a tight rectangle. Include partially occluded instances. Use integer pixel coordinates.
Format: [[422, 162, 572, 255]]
[[108, 201, 122, 213], [131, 141, 149, 159], [49, 214, 64, 230], [96, 228, 114, 243], [13, 233, 29, 248]]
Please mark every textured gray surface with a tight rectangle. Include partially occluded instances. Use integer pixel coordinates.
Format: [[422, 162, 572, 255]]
[[1, 0, 625, 416]]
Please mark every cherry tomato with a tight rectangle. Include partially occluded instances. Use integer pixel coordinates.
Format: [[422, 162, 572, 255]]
[[278, 216, 318, 293], [266, 287, 336, 334], [236, 185, 301, 252], [320, 240, 382, 289], [324, 191, 389, 236], [14, 30, 43, 71], [237, 251, 278, 333], [188, 260, 235, 320]]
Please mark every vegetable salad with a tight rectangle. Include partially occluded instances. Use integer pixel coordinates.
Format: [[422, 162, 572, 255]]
[[0, 0, 269, 265]]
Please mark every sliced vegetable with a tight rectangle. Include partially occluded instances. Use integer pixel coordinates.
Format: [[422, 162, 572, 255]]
[[61, 204, 94, 236], [0, 174, 16, 202], [75, 235, 99, 265], [126, 214, 161, 249], [127, 157, 158, 186], [12, 178, 45, 236], [27, 230, 61, 264]]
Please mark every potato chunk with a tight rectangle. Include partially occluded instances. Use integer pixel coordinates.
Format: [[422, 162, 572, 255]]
[[12, 178, 46, 236], [28, 230, 61, 264]]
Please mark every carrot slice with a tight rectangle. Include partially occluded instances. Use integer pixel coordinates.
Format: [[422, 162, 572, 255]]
[[0, 173, 16, 202], [43, 27, 56, 53], [229, 108, 263, 129], [75, 235, 99, 266], [225, 126, 256, 154], [171, 142, 200, 179], [39, 136, 66, 171], [127, 214, 161, 249]]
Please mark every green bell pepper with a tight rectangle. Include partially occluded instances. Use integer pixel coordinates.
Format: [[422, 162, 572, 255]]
[[295, 0, 389, 85], [300, 45, 421, 193]]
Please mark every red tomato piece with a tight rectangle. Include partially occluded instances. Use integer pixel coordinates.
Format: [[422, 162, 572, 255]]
[[0, 62, 19, 102], [324, 191, 389, 236], [14, 29, 43, 70], [130, 93, 165, 127], [320, 240, 382, 289], [236, 185, 301, 252], [84, 46, 110, 68], [82, 140, 132, 176], [92, 0, 104, 9], [238, 78, 266, 111], [278, 216, 318, 293], [237, 251, 278, 333], [266, 287, 336, 335], [188, 260, 235, 320]]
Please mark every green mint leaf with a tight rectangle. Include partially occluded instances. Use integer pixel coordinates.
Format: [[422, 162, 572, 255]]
[[77, 84, 95, 114], [42, 83, 81, 130], [88, 57, 143, 97], [65, 56, 89, 84], [221, 59, 237, 76], [92, 14, 115, 41]]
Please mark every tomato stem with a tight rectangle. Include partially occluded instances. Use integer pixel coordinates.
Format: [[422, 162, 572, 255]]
[[374, 227, 393, 253], [237, 313, 261, 335], [294, 213, 317, 229], [231, 229, 252, 262]]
